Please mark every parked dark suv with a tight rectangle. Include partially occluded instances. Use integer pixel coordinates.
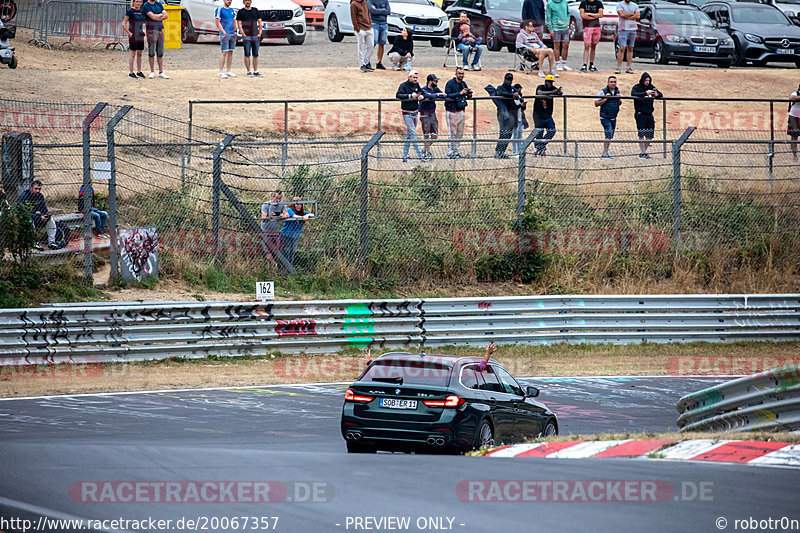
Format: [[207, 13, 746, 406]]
[[620, 1, 735, 66], [701, 1, 800, 65], [445, 0, 526, 51]]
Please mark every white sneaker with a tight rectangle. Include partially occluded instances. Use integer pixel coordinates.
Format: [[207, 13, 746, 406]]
[[226, 71, 237, 77], [561, 63, 573, 71], [556, 63, 563, 71], [550, 71, 559, 77], [218, 71, 227, 78], [148, 71, 155, 79], [538, 70, 546, 77], [158, 72, 169, 79]]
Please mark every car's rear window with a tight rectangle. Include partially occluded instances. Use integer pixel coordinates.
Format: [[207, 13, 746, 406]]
[[362, 359, 453, 387]]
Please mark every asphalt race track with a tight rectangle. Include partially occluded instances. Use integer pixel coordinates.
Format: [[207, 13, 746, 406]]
[[1, 377, 797, 533]]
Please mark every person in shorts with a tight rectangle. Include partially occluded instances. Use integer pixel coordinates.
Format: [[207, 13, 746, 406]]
[[216, 0, 237, 78], [141, 0, 169, 79], [122, 0, 146, 79], [789, 84, 800, 162], [546, 0, 571, 71], [579, 0, 603, 72], [615, 0, 639, 74], [595, 75, 621, 158], [236, 0, 262, 77], [368, 0, 390, 69]]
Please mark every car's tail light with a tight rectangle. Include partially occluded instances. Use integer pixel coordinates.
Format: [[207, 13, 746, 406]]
[[344, 389, 373, 403], [423, 395, 465, 408]]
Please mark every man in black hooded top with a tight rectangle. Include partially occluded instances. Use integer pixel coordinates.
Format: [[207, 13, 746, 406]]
[[630, 71, 662, 159]]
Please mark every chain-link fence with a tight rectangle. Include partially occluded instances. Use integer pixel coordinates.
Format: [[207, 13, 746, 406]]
[[2, 96, 798, 286]]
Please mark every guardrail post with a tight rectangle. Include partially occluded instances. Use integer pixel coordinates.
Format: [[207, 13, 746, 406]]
[[516, 131, 537, 228], [106, 105, 132, 286], [672, 126, 696, 248], [360, 132, 384, 274], [282, 102, 288, 179], [212, 134, 236, 267], [82, 102, 107, 285]]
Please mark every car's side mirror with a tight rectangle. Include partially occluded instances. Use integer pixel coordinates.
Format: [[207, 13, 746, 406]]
[[525, 386, 539, 398]]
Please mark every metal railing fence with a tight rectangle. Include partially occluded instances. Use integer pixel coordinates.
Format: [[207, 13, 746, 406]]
[[17, 0, 128, 49], [1, 294, 798, 364], [676, 365, 800, 433]]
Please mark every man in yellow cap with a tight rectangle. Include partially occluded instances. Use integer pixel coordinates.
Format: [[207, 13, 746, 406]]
[[532, 74, 562, 157]]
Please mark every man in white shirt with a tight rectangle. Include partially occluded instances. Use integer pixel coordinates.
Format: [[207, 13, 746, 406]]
[[615, 0, 639, 74], [516, 20, 556, 78]]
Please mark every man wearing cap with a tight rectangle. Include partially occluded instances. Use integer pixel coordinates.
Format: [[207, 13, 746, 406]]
[[533, 74, 562, 157], [396, 70, 426, 162], [444, 67, 472, 159], [420, 74, 447, 159], [492, 72, 518, 159]]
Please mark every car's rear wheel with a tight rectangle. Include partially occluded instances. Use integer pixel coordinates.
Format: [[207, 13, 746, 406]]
[[486, 23, 502, 51], [346, 440, 377, 453], [181, 12, 198, 44], [327, 14, 343, 42], [543, 420, 557, 437], [653, 39, 668, 64], [430, 38, 446, 47], [475, 420, 494, 449]]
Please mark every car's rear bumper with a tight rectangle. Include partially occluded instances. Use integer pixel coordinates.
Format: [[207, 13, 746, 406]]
[[342, 408, 476, 451]]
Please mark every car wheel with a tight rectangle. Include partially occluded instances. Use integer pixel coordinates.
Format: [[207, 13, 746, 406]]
[[653, 38, 669, 64], [430, 38, 446, 47], [181, 13, 198, 44], [543, 420, 557, 437], [346, 440, 377, 453], [732, 36, 746, 66], [8, 55, 17, 69], [486, 23, 502, 51], [568, 17, 577, 41], [327, 13, 343, 42], [474, 420, 494, 449], [287, 33, 305, 45]]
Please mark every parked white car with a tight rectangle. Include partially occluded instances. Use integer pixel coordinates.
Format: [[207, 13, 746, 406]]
[[181, 0, 307, 44], [324, 0, 449, 45]]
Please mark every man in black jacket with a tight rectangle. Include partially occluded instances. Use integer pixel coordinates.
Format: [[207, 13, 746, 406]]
[[493, 72, 518, 159], [17, 180, 57, 250], [533, 74, 562, 156], [630, 71, 662, 159], [396, 70, 426, 162], [444, 67, 471, 159]]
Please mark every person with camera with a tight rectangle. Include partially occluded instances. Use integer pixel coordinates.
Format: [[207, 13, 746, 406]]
[[630, 71, 662, 159], [396, 70, 426, 162], [533, 74, 562, 157], [512, 83, 529, 156], [444, 67, 471, 159]]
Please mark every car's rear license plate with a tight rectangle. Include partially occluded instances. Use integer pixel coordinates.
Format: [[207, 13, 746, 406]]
[[264, 22, 284, 30], [380, 398, 418, 409], [694, 46, 715, 53], [413, 25, 434, 32], [776, 48, 795, 54]]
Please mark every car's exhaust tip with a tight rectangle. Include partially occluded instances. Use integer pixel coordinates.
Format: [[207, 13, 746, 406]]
[[346, 431, 362, 440], [427, 436, 446, 446]]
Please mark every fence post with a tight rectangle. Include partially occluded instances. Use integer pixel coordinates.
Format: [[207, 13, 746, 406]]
[[562, 96, 567, 155], [212, 134, 236, 267], [377, 100, 382, 163], [359, 131, 385, 274], [472, 98, 478, 163], [672, 126, 696, 248], [282, 102, 288, 179], [516, 131, 538, 228], [187, 100, 193, 172], [662, 99, 667, 158], [105, 105, 132, 286], [81, 102, 107, 285], [573, 140, 579, 185]]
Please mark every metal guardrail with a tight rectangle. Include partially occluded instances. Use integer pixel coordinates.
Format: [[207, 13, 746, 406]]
[[22, 0, 127, 49], [676, 365, 800, 433], [0, 294, 798, 365]]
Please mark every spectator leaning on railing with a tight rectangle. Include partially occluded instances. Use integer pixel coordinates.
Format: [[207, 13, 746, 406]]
[[595, 75, 621, 159], [396, 70, 427, 162], [444, 67, 472, 159], [420, 74, 447, 160], [532, 74, 562, 157], [630, 71, 662, 159]]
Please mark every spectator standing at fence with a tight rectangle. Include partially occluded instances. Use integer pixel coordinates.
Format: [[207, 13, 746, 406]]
[[516, 21, 556, 78], [579, 0, 603, 73], [512, 83, 529, 156], [615, 0, 639, 74], [595, 75, 621, 158], [388, 27, 414, 70], [533, 74, 562, 157], [445, 67, 471, 159], [419, 74, 446, 159], [396, 70, 426, 162], [522, 0, 546, 38], [488, 72, 517, 159], [215, 0, 237, 78], [141, 0, 168, 79], [236, 0, 262, 77], [546, 0, 571, 71], [351, 0, 374, 72], [77, 185, 109, 238], [456, 21, 482, 71], [789, 84, 800, 162], [18, 180, 56, 250], [368, 0, 390, 69], [123, 0, 146, 79], [261, 190, 288, 267], [280, 197, 314, 269], [631, 71, 662, 159]]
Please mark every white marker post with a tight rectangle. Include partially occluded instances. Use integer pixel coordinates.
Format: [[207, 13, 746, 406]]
[[256, 281, 274, 301]]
